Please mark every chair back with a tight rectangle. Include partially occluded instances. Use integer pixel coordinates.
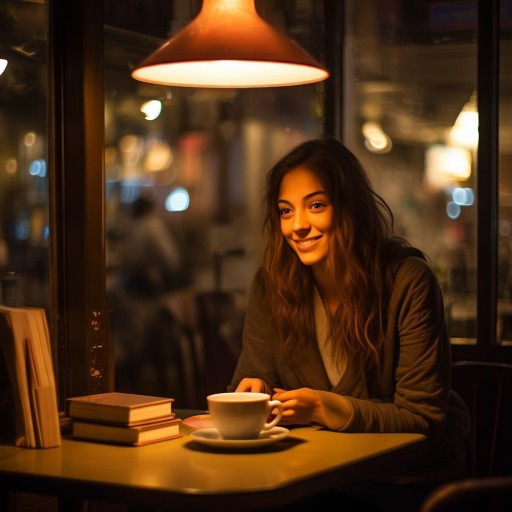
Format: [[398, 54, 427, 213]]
[[419, 475, 512, 512], [451, 360, 512, 477], [195, 290, 245, 400]]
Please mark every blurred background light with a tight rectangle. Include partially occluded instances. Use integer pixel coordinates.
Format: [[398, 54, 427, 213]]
[[449, 92, 479, 149], [452, 187, 474, 206], [362, 121, 392, 153], [29, 159, 47, 177], [446, 201, 461, 220], [140, 100, 162, 120], [425, 145, 472, 191], [166, 187, 190, 212]]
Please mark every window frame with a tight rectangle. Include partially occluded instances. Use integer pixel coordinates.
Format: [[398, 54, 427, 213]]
[[47, 0, 510, 408], [50, 0, 113, 407]]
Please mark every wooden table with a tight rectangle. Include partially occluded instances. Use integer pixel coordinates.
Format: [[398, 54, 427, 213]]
[[0, 421, 426, 511]]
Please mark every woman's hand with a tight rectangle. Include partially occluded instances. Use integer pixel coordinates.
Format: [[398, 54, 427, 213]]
[[235, 378, 267, 392], [272, 387, 324, 425]]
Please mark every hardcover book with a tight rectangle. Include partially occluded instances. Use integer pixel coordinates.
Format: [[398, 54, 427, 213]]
[[67, 392, 174, 426], [0, 306, 61, 448], [71, 417, 182, 446]]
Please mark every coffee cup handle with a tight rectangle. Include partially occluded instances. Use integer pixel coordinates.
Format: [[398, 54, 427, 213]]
[[263, 400, 283, 430]]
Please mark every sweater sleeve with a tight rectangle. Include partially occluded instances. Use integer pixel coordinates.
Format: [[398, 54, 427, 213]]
[[339, 257, 452, 439]]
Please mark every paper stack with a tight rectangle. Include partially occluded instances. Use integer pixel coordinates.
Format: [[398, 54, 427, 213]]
[[0, 306, 61, 448]]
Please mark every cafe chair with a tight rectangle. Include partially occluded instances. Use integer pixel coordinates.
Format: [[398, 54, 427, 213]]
[[195, 289, 245, 400], [141, 305, 202, 408], [419, 475, 512, 512], [451, 360, 512, 477]]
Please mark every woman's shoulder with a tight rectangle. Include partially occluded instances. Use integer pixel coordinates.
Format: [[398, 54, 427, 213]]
[[398, 253, 431, 272], [393, 248, 438, 287], [390, 250, 445, 313]]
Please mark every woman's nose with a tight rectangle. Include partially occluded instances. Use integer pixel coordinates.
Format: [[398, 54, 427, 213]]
[[293, 209, 310, 231]]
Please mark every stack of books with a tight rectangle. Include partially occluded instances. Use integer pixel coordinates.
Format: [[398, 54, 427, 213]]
[[67, 392, 182, 446], [0, 305, 61, 448]]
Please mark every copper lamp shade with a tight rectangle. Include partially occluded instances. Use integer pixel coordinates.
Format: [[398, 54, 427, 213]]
[[131, 0, 329, 88]]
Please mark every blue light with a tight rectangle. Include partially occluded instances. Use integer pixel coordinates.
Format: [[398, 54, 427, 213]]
[[452, 187, 474, 206], [446, 201, 461, 220], [15, 218, 30, 240], [29, 159, 47, 177], [120, 184, 141, 203], [165, 187, 190, 212]]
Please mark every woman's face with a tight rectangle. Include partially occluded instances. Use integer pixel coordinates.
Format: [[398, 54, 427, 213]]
[[278, 166, 333, 267]]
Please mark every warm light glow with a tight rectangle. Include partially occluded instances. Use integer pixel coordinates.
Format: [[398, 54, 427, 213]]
[[131, 0, 329, 88], [362, 121, 392, 153], [449, 111, 479, 148], [134, 60, 327, 88], [143, 140, 173, 172], [425, 145, 472, 191], [449, 92, 479, 149], [0, 59, 7, 76], [119, 135, 143, 179], [5, 158, 17, 175], [24, 132, 36, 147]]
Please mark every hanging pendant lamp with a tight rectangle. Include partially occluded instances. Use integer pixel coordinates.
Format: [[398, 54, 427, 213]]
[[131, 0, 329, 88]]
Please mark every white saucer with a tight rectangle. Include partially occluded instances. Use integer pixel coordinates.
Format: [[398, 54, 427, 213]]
[[190, 426, 289, 448]]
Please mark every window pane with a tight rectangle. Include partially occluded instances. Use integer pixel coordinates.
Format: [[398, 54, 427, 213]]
[[0, 0, 50, 311], [498, 0, 512, 345], [344, 0, 478, 342], [104, 0, 326, 405]]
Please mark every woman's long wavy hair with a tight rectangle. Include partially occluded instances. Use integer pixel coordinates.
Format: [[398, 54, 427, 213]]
[[261, 137, 412, 365]]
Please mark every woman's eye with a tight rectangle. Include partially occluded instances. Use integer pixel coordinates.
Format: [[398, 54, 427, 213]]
[[310, 202, 326, 210], [279, 207, 292, 216]]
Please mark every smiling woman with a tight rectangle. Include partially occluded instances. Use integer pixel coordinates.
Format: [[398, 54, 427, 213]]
[[230, 136, 471, 510]]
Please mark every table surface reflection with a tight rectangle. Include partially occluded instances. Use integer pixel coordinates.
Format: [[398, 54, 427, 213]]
[[0, 421, 426, 511]]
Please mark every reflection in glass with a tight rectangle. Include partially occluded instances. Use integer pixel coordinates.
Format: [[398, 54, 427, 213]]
[[0, 0, 49, 311], [343, 0, 478, 341]]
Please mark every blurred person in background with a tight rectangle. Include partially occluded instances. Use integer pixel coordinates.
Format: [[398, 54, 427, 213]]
[[108, 191, 190, 398], [120, 193, 184, 296]]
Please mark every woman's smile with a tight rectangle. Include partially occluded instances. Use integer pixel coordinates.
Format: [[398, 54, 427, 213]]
[[293, 235, 323, 250]]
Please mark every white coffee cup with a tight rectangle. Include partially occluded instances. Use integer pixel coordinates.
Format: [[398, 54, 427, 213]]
[[207, 392, 284, 440]]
